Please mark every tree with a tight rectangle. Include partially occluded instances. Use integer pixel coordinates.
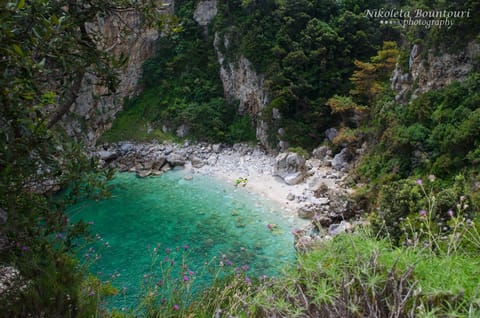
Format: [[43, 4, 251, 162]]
[[0, 1, 169, 315], [350, 41, 398, 104]]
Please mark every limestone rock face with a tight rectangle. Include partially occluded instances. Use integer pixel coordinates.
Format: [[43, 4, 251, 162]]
[[392, 41, 480, 104], [273, 152, 307, 185], [214, 33, 270, 146], [193, 0, 218, 27], [61, 2, 174, 145]]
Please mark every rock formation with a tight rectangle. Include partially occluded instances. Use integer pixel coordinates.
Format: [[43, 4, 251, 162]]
[[273, 152, 307, 185], [392, 41, 480, 104], [213, 32, 270, 146], [61, 2, 174, 145]]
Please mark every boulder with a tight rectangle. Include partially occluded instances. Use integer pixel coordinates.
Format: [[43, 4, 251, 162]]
[[273, 152, 306, 185], [284, 172, 305, 185], [297, 206, 315, 219], [312, 145, 329, 160], [176, 124, 190, 138], [190, 156, 205, 168], [166, 153, 186, 167], [316, 215, 333, 227], [119, 142, 135, 153], [136, 170, 152, 178], [325, 128, 338, 142], [142, 160, 154, 170], [328, 221, 353, 236], [332, 148, 353, 171], [98, 150, 117, 162], [212, 144, 223, 153], [151, 157, 166, 170]]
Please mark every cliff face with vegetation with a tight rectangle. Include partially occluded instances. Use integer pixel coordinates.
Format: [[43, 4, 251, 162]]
[[62, 1, 173, 145], [104, 0, 480, 240], [392, 40, 480, 103]]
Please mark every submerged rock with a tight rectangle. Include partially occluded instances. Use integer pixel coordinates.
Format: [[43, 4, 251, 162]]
[[136, 170, 152, 178]]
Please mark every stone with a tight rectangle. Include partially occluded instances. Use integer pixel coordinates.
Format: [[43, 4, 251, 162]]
[[316, 198, 330, 205], [325, 128, 338, 142], [317, 216, 333, 227], [278, 140, 289, 152], [284, 172, 305, 185], [142, 160, 154, 170], [151, 157, 166, 170], [207, 155, 218, 166], [212, 144, 223, 153], [190, 156, 205, 168], [287, 193, 295, 201], [328, 221, 353, 236], [272, 108, 281, 119], [392, 41, 480, 104], [97, 150, 117, 162], [120, 142, 135, 153], [312, 145, 329, 160], [273, 152, 306, 185], [176, 124, 190, 138], [161, 165, 171, 173], [184, 175, 193, 181], [166, 153, 186, 167], [136, 170, 152, 178], [297, 206, 315, 219], [332, 148, 353, 171]]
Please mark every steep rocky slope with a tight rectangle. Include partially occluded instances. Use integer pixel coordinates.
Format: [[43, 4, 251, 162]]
[[61, 2, 173, 145]]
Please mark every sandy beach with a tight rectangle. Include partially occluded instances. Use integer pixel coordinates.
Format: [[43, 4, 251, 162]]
[[188, 145, 349, 227]]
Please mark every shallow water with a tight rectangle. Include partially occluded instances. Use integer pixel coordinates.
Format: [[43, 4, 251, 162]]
[[68, 170, 300, 309]]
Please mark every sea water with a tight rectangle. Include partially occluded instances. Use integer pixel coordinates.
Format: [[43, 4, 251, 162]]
[[68, 170, 300, 309]]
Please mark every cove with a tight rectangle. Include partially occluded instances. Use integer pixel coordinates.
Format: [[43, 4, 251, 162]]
[[68, 169, 300, 309]]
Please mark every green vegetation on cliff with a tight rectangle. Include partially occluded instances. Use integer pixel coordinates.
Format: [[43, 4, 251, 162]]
[[3, 0, 480, 316], [106, 0, 398, 146]]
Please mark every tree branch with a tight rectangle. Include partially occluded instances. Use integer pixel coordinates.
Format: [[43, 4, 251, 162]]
[[46, 71, 85, 129]]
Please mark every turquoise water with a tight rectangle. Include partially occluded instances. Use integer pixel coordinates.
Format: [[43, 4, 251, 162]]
[[68, 170, 299, 309]]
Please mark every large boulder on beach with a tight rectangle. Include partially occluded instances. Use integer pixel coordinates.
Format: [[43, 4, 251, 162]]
[[273, 152, 306, 185], [166, 153, 186, 167]]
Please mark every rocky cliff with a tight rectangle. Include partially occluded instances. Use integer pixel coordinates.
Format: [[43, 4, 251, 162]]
[[191, 0, 271, 147], [213, 33, 270, 146], [61, 2, 174, 145], [392, 40, 480, 104]]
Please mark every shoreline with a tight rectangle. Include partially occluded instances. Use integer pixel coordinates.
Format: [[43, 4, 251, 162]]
[[97, 141, 356, 230]]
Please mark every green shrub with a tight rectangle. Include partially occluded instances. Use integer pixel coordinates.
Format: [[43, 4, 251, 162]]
[[182, 230, 480, 317]]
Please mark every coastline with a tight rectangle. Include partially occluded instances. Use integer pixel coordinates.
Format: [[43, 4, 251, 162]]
[[97, 141, 356, 230], [188, 149, 309, 219]]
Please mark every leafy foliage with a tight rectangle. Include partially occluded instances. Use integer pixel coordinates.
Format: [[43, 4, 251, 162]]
[[104, 1, 257, 144], [0, 0, 166, 315]]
